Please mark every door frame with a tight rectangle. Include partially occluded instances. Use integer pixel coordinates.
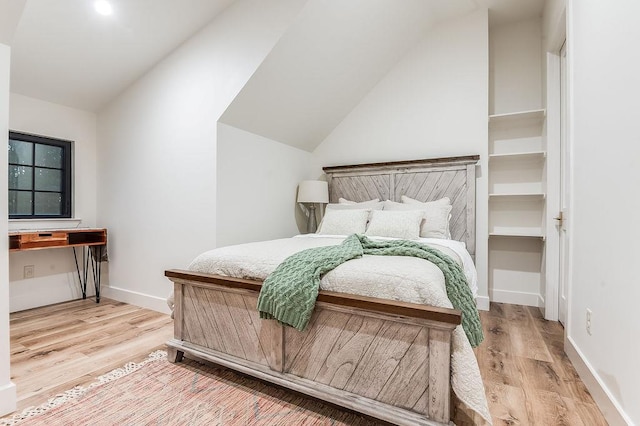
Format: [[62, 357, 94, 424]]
[[544, 10, 568, 322], [544, 50, 561, 321]]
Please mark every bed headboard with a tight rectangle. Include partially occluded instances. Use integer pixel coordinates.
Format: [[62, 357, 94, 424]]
[[322, 155, 480, 257]]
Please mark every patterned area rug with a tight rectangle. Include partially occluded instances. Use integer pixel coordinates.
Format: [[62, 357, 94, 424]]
[[2, 351, 381, 425]]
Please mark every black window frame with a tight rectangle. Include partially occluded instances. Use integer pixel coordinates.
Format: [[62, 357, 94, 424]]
[[8, 131, 72, 219]]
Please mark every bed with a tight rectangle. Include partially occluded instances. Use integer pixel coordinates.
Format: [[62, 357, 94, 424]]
[[165, 156, 490, 426]]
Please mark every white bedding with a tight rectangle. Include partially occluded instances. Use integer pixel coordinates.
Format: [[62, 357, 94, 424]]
[[187, 234, 491, 424], [189, 234, 478, 297]]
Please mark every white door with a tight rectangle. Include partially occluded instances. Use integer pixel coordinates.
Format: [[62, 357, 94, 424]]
[[558, 41, 569, 326]]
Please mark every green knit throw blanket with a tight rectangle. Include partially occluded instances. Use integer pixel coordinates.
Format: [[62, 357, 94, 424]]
[[257, 234, 484, 347]]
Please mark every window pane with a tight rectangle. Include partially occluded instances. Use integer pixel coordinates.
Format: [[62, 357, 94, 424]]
[[8, 140, 33, 165], [9, 191, 32, 215], [35, 168, 62, 191], [34, 192, 62, 216], [35, 144, 63, 168], [8, 165, 33, 190], [8, 132, 72, 219]]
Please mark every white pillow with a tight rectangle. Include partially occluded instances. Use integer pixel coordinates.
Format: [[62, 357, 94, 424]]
[[364, 210, 424, 240], [338, 198, 381, 205], [383, 199, 452, 239], [401, 195, 451, 206], [317, 209, 369, 235]]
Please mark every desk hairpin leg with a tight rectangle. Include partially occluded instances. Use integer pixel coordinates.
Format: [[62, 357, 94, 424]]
[[72, 245, 104, 303]]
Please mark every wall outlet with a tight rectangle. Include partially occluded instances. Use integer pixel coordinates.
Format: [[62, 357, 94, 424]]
[[586, 308, 592, 335], [24, 265, 35, 279]]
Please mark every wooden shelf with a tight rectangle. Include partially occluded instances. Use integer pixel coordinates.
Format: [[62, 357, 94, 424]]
[[489, 151, 546, 162], [489, 109, 546, 128], [489, 193, 545, 200]]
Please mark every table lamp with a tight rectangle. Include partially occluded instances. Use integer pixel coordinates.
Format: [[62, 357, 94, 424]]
[[297, 180, 329, 233]]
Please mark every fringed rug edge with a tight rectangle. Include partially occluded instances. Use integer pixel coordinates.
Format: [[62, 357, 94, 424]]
[[0, 350, 168, 426]]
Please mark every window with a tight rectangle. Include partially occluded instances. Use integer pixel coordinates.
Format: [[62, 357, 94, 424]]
[[8, 131, 72, 219]]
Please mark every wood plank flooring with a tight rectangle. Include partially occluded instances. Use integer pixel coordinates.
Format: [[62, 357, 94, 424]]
[[475, 303, 608, 425], [9, 298, 173, 411], [7, 299, 608, 425]]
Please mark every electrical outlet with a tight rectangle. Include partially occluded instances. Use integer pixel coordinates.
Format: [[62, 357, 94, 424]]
[[586, 309, 592, 335], [24, 265, 35, 279]]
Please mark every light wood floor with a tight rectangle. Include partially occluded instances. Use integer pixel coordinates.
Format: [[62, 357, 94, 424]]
[[475, 303, 608, 425], [9, 298, 173, 411], [7, 298, 607, 425]]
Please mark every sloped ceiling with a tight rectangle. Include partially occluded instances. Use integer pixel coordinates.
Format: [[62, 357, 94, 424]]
[[10, 0, 238, 111], [0, 0, 27, 45], [8, 0, 545, 119], [220, 0, 479, 152]]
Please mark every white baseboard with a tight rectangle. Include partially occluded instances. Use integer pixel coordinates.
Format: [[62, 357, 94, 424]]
[[491, 289, 542, 307], [102, 285, 171, 315], [476, 295, 490, 311], [538, 293, 545, 309], [0, 381, 16, 417], [565, 337, 633, 426]]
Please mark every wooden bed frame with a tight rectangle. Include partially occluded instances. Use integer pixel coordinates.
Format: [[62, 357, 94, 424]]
[[166, 155, 479, 426]]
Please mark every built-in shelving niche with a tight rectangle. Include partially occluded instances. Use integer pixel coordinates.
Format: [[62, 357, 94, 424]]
[[488, 109, 546, 307]]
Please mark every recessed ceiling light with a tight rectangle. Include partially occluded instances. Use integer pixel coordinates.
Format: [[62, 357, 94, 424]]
[[94, 0, 113, 16]]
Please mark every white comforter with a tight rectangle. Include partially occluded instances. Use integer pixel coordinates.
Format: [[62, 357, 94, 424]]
[[188, 234, 491, 424]]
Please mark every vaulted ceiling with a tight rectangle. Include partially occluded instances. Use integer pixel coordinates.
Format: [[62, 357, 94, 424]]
[[220, 0, 480, 151], [8, 0, 546, 131], [9, 0, 237, 111]]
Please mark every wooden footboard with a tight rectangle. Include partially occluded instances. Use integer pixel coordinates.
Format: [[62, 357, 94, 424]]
[[165, 269, 461, 426]]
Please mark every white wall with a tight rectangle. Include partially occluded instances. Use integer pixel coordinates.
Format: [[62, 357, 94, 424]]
[[566, 0, 639, 424], [0, 42, 16, 417], [490, 18, 542, 115], [216, 123, 311, 247], [543, 0, 566, 52], [312, 9, 490, 307], [97, 0, 305, 312], [8, 93, 97, 312]]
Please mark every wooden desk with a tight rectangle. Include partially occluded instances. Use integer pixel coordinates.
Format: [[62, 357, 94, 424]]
[[9, 228, 107, 302]]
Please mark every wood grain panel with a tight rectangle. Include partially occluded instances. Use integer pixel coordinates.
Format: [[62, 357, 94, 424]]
[[376, 327, 429, 410], [313, 314, 385, 389], [396, 170, 465, 203], [285, 309, 352, 378], [343, 321, 421, 400], [180, 286, 281, 369], [173, 282, 183, 340], [182, 286, 219, 350], [242, 295, 283, 371], [258, 319, 283, 372], [394, 171, 441, 201], [202, 289, 247, 359], [221, 292, 266, 364], [427, 329, 451, 423], [329, 175, 390, 203]]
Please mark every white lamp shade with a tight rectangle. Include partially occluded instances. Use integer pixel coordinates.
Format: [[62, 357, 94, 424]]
[[297, 180, 329, 203]]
